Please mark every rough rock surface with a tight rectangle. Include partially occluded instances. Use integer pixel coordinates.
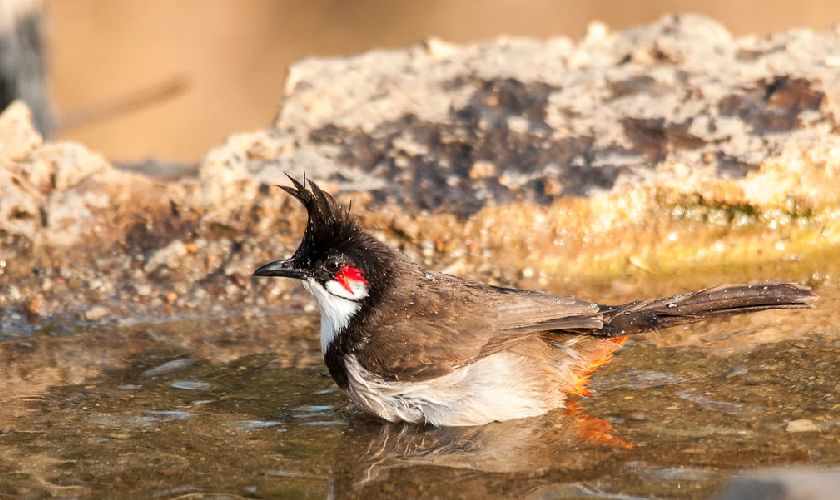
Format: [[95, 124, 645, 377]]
[[268, 15, 840, 214], [1, 15, 839, 334]]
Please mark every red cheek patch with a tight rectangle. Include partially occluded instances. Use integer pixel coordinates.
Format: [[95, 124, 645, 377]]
[[335, 265, 368, 295]]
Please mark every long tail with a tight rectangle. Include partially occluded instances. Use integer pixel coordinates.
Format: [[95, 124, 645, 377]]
[[597, 282, 816, 337]]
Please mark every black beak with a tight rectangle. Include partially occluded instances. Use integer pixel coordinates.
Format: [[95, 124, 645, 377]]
[[253, 259, 307, 279]]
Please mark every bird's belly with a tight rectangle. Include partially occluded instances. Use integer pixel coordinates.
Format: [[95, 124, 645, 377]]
[[342, 353, 562, 426]]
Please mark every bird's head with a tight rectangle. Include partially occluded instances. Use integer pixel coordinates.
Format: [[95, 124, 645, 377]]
[[254, 177, 398, 324]]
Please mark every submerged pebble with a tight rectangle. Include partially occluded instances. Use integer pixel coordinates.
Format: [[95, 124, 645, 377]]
[[724, 366, 749, 379], [237, 420, 285, 430], [786, 419, 820, 433], [84, 306, 109, 321], [676, 389, 743, 415], [143, 410, 192, 420], [293, 405, 334, 412], [140, 358, 197, 379], [170, 380, 211, 391]]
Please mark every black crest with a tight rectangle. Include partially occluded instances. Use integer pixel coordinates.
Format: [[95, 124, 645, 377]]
[[279, 175, 399, 281], [279, 175, 361, 262]]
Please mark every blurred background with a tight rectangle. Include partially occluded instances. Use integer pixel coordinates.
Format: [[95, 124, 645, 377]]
[[3, 0, 840, 165]]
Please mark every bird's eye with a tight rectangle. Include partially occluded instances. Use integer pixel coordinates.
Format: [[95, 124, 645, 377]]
[[324, 257, 344, 273]]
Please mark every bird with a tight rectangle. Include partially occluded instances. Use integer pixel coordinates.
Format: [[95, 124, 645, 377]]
[[253, 177, 816, 427]]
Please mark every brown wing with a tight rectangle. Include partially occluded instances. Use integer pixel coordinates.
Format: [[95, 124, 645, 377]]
[[355, 270, 602, 381]]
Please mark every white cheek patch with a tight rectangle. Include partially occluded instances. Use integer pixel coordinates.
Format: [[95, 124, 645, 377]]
[[326, 279, 369, 300], [303, 278, 362, 354]]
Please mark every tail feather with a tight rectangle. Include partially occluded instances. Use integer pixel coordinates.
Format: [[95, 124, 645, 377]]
[[597, 282, 816, 337]]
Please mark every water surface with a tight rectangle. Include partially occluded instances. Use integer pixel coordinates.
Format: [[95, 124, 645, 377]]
[[1, 265, 838, 498]]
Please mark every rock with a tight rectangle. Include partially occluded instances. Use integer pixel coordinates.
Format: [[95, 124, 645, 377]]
[[84, 306, 109, 321], [0, 101, 42, 162], [170, 380, 211, 390], [0, 105, 177, 248], [140, 358, 196, 379], [262, 14, 840, 216], [24, 295, 46, 317], [468, 160, 496, 180], [145, 240, 188, 272], [785, 418, 820, 433], [194, 131, 262, 222], [25, 142, 109, 191], [0, 166, 42, 240]]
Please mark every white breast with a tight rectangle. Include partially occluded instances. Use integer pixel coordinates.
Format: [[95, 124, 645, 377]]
[[343, 353, 554, 426], [302, 278, 361, 354]]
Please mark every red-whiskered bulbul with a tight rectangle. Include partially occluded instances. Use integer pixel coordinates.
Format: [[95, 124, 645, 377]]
[[253, 177, 816, 427]]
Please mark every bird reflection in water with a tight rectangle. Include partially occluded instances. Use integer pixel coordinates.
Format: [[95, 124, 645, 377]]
[[331, 402, 632, 494]]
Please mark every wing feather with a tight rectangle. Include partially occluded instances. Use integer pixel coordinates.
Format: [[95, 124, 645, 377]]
[[356, 270, 603, 381]]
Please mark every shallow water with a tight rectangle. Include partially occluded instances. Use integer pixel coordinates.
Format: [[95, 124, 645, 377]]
[[1, 265, 838, 498]]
